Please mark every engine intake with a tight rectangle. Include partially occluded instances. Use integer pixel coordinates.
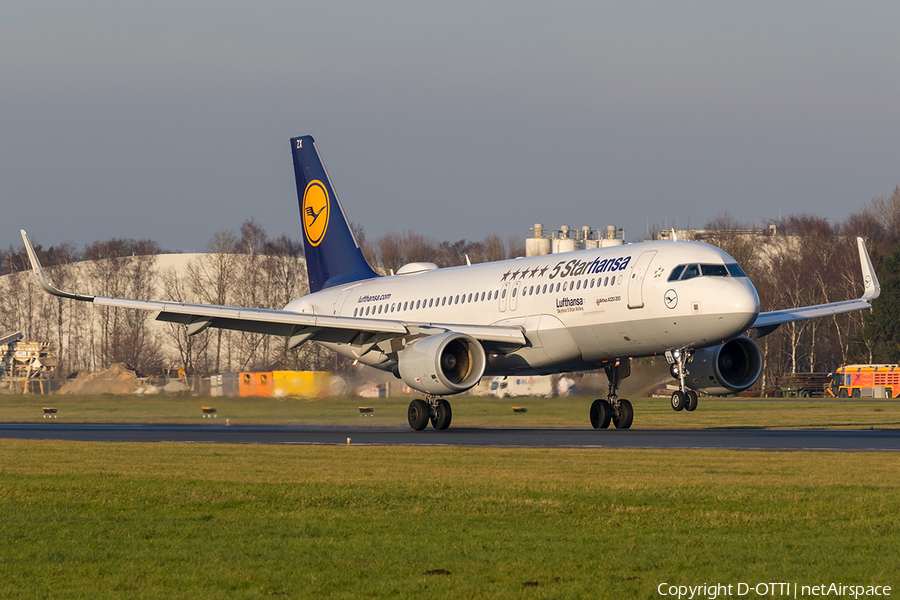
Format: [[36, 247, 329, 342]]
[[398, 332, 486, 395], [687, 335, 763, 395]]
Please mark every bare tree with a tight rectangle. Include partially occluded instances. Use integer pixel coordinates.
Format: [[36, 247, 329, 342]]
[[187, 231, 238, 373], [159, 265, 210, 374], [375, 233, 403, 275], [483, 234, 506, 262], [82, 238, 162, 372]]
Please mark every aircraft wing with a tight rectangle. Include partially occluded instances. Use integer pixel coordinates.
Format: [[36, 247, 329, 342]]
[[19, 230, 525, 350], [752, 237, 880, 336]]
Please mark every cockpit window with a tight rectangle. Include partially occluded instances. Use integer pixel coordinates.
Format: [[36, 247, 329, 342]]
[[700, 264, 729, 277], [681, 264, 701, 280], [667, 265, 685, 282], [668, 262, 744, 281], [726, 263, 747, 277]]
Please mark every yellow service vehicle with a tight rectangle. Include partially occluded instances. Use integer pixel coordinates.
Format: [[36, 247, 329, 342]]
[[833, 364, 900, 398]]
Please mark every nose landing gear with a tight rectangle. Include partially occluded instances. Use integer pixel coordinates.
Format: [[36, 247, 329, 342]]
[[667, 349, 699, 413]]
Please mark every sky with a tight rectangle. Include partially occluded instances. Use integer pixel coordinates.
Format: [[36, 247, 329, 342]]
[[3, 1, 900, 253]]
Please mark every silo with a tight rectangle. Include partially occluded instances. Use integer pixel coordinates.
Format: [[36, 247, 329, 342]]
[[600, 225, 624, 247], [526, 223, 551, 256], [553, 225, 576, 253]]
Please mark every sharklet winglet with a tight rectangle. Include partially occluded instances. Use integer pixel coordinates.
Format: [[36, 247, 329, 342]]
[[19, 230, 95, 302], [858, 237, 880, 301]]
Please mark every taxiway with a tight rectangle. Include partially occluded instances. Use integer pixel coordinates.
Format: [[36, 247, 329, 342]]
[[0, 423, 898, 451]]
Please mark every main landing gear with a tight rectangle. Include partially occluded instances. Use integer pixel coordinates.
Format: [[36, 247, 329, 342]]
[[667, 348, 698, 412], [408, 396, 452, 431], [590, 360, 634, 430]]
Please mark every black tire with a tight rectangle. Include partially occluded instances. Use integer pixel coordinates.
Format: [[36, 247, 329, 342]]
[[613, 399, 634, 429], [838, 388, 848, 398], [432, 399, 452, 430], [408, 399, 430, 431], [685, 390, 698, 412], [671, 390, 686, 412], [590, 399, 611, 429], [799, 389, 810, 398], [851, 389, 861, 398]]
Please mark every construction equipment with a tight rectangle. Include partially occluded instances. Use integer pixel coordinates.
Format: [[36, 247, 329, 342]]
[[0, 332, 56, 393], [776, 372, 833, 398]]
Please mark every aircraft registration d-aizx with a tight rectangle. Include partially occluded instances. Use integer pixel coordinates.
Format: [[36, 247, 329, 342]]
[[21, 135, 881, 430]]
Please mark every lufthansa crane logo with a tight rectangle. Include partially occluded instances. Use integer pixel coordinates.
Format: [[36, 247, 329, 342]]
[[664, 289, 678, 309], [303, 180, 330, 246]]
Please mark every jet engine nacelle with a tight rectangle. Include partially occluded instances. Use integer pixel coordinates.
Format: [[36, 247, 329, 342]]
[[398, 332, 486, 396], [686, 335, 763, 395]]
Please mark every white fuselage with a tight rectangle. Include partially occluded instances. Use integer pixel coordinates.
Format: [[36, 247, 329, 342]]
[[285, 240, 760, 375]]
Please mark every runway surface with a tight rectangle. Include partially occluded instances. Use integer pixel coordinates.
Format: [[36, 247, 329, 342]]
[[1, 423, 899, 450]]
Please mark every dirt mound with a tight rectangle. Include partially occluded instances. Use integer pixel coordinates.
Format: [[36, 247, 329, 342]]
[[58, 363, 140, 395]]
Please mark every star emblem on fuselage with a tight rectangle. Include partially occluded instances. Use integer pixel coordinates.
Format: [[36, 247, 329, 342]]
[[528, 267, 538, 278], [511, 269, 521, 280], [539, 266, 549, 276], [501, 270, 511, 281]]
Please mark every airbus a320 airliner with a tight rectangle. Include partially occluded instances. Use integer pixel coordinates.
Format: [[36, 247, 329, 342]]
[[21, 135, 881, 430]]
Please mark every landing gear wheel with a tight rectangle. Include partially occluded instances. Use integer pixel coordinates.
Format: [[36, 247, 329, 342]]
[[613, 399, 633, 429], [408, 399, 430, 431], [685, 390, 698, 412], [671, 390, 686, 412], [431, 399, 452, 430], [590, 399, 612, 429]]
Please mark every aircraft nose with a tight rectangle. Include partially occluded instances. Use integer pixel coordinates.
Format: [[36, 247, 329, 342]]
[[714, 280, 760, 328]]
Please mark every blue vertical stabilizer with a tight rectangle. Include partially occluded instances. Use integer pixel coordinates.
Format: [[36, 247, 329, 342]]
[[290, 135, 379, 293]]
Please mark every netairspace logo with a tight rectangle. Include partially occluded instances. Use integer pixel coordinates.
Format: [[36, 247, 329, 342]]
[[657, 582, 892, 599]]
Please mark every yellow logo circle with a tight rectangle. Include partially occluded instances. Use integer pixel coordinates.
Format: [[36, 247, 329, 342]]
[[303, 180, 330, 246]]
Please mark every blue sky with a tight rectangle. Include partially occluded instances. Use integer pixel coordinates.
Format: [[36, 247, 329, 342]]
[[3, 1, 899, 251]]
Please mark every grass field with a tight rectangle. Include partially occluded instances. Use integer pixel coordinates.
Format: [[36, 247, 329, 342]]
[[0, 441, 897, 599], [3, 393, 900, 429], [1, 396, 898, 598]]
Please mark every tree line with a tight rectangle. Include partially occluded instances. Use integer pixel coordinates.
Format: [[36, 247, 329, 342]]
[[0, 221, 524, 377], [1, 187, 899, 387]]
